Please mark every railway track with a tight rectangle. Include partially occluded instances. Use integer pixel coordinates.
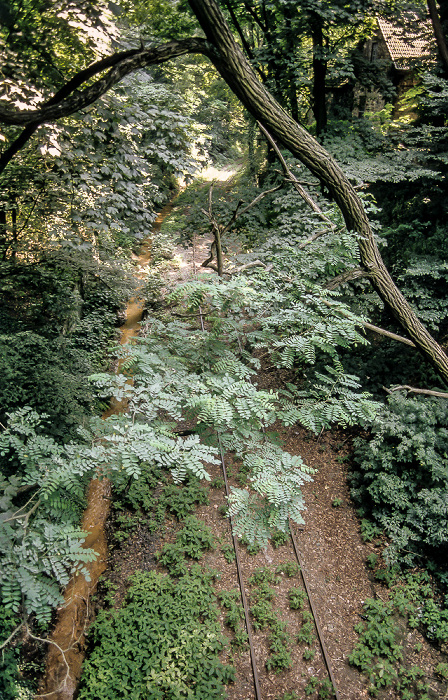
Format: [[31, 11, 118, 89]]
[[193, 246, 340, 699]]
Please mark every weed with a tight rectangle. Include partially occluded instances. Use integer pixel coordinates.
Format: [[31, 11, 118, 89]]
[[277, 561, 301, 577], [289, 586, 307, 610], [249, 567, 280, 586], [366, 553, 378, 570], [303, 647, 315, 660], [160, 481, 209, 520], [271, 529, 290, 548], [78, 568, 235, 699], [318, 679, 336, 698], [176, 516, 215, 558], [332, 498, 342, 508], [275, 693, 298, 700], [249, 567, 293, 673], [304, 676, 320, 695], [298, 620, 315, 646], [221, 543, 236, 563], [251, 597, 277, 631], [349, 593, 435, 698], [360, 518, 383, 542], [219, 589, 248, 649], [266, 620, 292, 672], [113, 511, 141, 542], [218, 504, 228, 517], [156, 543, 188, 577], [435, 662, 448, 680], [156, 516, 215, 576], [240, 536, 261, 555], [210, 477, 225, 489]]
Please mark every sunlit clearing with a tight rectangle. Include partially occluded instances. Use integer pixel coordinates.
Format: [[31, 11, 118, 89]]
[[197, 165, 237, 181]]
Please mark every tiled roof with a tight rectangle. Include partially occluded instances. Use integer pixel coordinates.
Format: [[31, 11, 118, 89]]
[[377, 16, 433, 69]]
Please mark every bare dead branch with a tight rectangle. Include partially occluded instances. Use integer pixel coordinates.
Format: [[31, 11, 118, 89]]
[[220, 184, 283, 236], [257, 121, 336, 228], [383, 385, 448, 398], [0, 622, 24, 651], [319, 297, 416, 347], [298, 226, 341, 250], [325, 267, 368, 289], [224, 260, 273, 275]]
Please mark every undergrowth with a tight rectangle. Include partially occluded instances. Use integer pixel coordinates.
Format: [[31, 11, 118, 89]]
[[78, 567, 235, 699], [349, 564, 448, 697]]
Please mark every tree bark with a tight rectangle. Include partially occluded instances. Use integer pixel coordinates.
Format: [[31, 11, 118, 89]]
[[188, 0, 448, 383], [310, 14, 328, 135], [427, 0, 448, 75]]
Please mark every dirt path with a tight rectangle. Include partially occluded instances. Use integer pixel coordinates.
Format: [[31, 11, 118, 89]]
[[38, 202, 177, 699]]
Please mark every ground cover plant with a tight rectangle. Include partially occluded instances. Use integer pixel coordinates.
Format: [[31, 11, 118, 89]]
[[78, 567, 235, 699]]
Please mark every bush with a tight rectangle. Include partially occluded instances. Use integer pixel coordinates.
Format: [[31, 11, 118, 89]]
[[350, 393, 448, 566]]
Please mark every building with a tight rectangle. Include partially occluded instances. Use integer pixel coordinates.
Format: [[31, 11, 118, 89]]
[[354, 16, 434, 118]]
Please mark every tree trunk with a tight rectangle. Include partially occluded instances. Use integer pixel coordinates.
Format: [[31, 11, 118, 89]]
[[310, 14, 328, 135], [188, 0, 448, 383], [427, 0, 448, 76]]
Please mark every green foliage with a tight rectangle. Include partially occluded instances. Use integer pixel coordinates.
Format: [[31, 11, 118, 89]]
[[161, 481, 209, 520], [0, 409, 96, 622], [0, 607, 37, 700], [297, 620, 316, 646], [435, 663, 448, 680], [78, 568, 235, 699], [289, 587, 307, 611], [349, 595, 432, 698], [220, 543, 236, 563], [218, 588, 248, 649], [304, 676, 320, 696], [276, 561, 300, 578], [0, 332, 94, 438], [248, 567, 293, 672], [156, 516, 215, 576], [271, 528, 290, 548], [303, 647, 315, 660], [350, 393, 448, 565], [360, 519, 383, 543]]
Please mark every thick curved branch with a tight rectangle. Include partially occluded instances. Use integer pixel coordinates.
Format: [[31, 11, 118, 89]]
[[0, 48, 154, 173], [325, 267, 368, 289], [0, 38, 211, 126]]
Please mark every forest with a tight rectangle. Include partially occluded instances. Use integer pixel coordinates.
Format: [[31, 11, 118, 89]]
[[0, 0, 447, 698]]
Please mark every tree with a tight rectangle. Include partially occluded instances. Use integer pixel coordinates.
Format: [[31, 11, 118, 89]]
[[0, 0, 447, 382]]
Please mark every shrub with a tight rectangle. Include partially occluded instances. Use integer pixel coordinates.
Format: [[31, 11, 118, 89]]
[[350, 393, 448, 565]]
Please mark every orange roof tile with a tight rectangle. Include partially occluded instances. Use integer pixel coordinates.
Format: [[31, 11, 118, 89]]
[[377, 16, 433, 69]]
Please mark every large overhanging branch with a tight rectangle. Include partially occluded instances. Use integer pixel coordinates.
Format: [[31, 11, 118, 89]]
[[0, 47, 158, 173], [0, 38, 211, 127]]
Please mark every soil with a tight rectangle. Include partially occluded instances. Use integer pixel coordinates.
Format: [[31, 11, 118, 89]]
[[40, 182, 448, 700]]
